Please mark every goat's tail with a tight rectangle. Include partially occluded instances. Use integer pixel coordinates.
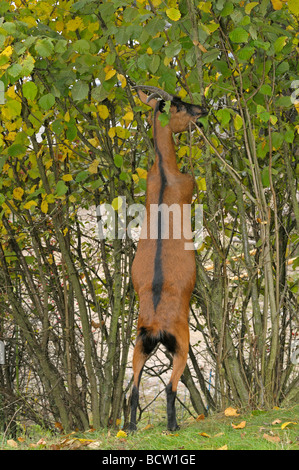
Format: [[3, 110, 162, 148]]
[[138, 326, 178, 356]]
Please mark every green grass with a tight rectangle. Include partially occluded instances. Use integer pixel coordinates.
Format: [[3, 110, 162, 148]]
[[1, 405, 298, 450]]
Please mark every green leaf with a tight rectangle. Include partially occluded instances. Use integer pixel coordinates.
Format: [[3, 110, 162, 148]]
[[138, 178, 147, 191], [271, 132, 284, 150], [22, 81, 38, 101], [66, 123, 77, 141], [7, 143, 26, 157], [8, 64, 22, 78], [56, 180, 68, 196], [260, 84, 272, 96], [72, 80, 89, 101], [274, 36, 287, 53], [284, 130, 294, 143], [229, 27, 249, 43], [149, 55, 160, 74], [220, 2, 234, 16], [35, 38, 54, 58], [275, 96, 292, 107], [52, 119, 64, 136], [39, 93, 55, 110], [0, 193, 5, 205], [202, 49, 220, 64], [158, 112, 170, 127], [259, 112, 270, 122], [75, 170, 89, 182], [119, 171, 130, 182], [114, 154, 123, 168], [237, 46, 255, 61], [164, 41, 182, 58], [216, 109, 231, 126], [73, 39, 90, 54], [7, 100, 22, 117]]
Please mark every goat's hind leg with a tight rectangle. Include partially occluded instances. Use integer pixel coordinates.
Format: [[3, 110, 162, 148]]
[[129, 330, 157, 432], [166, 333, 189, 431]]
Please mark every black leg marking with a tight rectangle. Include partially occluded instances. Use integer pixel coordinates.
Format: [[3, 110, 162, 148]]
[[152, 104, 167, 311], [129, 385, 139, 432], [166, 382, 179, 431]]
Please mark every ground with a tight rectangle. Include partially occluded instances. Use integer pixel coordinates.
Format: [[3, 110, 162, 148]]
[[1, 405, 298, 451]]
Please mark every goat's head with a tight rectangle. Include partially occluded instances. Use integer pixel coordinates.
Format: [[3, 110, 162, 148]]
[[134, 86, 208, 133]]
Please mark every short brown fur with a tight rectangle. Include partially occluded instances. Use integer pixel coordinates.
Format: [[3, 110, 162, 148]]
[[129, 88, 207, 431]]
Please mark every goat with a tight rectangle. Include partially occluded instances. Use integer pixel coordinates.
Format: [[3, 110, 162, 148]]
[[129, 86, 207, 431]]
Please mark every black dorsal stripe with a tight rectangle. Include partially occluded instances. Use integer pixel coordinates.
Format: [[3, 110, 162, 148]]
[[152, 103, 167, 310]]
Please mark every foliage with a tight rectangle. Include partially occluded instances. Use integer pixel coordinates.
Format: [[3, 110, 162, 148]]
[[0, 0, 298, 434]]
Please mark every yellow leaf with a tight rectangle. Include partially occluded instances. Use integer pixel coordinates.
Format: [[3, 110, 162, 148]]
[[231, 421, 246, 429], [117, 73, 127, 88], [271, 0, 285, 10], [288, 0, 299, 16], [111, 196, 123, 211], [224, 407, 240, 417], [69, 195, 76, 203], [123, 111, 134, 122], [281, 421, 297, 430], [88, 159, 100, 174], [63, 227, 68, 236], [64, 111, 70, 122], [116, 430, 127, 438], [108, 127, 116, 139], [22, 16, 37, 27], [46, 194, 55, 203], [245, 2, 259, 14], [197, 177, 206, 191], [105, 69, 116, 81], [198, 432, 210, 438], [13, 187, 24, 201], [166, 8, 181, 21], [0, 46, 13, 58], [24, 200, 37, 210], [233, 114, 243, 131], [62, 174, 73, 181], [66, 17, 83, 32], [98, 104, 109, 120], [136, 168, 147, 179], [198, 1, 212, 13], [41, 200, 48, 214], [217, 444, 228, 450]]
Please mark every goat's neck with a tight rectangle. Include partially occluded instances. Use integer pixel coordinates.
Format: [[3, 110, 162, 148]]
[[152, 115, 179, 175]]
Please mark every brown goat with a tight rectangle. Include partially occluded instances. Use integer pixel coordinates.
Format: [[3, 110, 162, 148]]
[[129, 86, 207, 431]]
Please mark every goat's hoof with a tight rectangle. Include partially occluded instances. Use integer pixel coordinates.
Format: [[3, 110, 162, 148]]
[[168, 424, 180, 432], [128, 424, 137, 434]]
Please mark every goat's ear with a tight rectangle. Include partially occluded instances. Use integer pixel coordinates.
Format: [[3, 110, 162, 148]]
[[136, 89, 157, 110]]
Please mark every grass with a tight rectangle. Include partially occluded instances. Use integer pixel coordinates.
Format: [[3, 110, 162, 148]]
[[1, 405, 298, 450]]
